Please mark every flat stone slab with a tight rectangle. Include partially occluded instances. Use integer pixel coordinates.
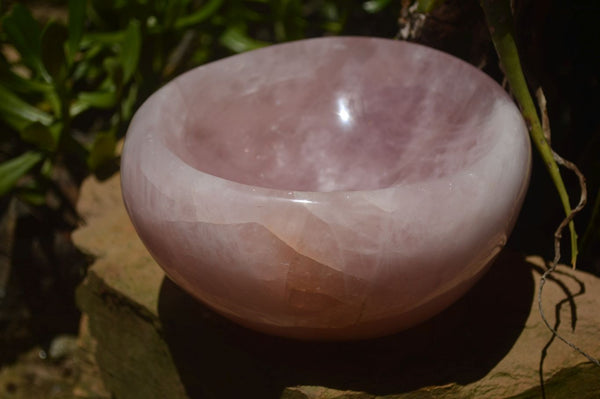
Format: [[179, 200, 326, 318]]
[[73, 174, 600, 399]]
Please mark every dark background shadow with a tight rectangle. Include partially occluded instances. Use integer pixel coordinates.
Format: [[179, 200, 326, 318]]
[[158, 251, 534, 398]]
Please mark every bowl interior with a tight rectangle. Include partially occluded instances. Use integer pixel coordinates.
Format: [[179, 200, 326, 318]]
[[164, 38, 501, 192]]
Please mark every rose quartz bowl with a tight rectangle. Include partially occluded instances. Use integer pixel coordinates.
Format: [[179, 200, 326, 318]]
[[121, 37, 530, 340]]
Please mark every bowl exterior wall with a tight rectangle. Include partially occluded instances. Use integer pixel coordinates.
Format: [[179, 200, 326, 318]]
[[121, 37, 531, 340]]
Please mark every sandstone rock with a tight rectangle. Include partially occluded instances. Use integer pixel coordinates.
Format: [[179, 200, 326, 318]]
[[74, 174, 600, 398]]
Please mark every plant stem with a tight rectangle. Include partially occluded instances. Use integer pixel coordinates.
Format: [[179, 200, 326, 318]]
[[479, 0, 578, 266]]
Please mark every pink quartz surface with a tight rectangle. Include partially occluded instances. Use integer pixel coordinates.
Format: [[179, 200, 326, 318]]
[[121, 37, 531, 340]]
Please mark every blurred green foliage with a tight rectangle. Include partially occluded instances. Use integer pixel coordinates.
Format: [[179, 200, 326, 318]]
[[0, 0, 399, 212]]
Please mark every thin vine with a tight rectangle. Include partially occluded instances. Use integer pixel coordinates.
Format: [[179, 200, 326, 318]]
[[535, 88, 598, 367], [479, 0, 600, 375]]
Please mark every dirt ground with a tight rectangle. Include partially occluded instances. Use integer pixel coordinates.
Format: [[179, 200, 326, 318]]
[[0, 342, 79, 399], [0, 327, 110, 399]]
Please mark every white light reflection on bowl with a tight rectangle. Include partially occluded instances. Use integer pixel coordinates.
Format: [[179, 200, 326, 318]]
[[336, 96, 352, 125]]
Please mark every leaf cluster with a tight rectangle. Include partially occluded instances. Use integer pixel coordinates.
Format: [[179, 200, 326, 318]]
[[0, 0, 139, 208], [0, 0, 397, 214]]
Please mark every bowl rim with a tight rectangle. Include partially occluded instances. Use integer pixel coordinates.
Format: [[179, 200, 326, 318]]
[[123, 36, 530, 201]]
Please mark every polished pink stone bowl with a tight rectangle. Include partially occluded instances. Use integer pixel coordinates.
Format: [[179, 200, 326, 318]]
[[121, 37, 530, 340]]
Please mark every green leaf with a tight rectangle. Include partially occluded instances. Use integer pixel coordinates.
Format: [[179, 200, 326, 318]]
[[417, 0, 446, 13], [81, 31, 125, 47], [322, 21, 343, 33], [19, 122, 59, 152], [121, 20, 141, 83], [40, 158, 53, 178], [174, 0, 223, 30], [163, 0, 190, 29], [69, 100, 90, 117], [70, 43, 104, 82], [0, 84, 54, 129], [16, 187, 47, 206], [87, 131, 116, 171], [75, 90, 118, 109], [120, 82, 138, 121], [363, 0, 392, 13], [0, 151, 43, 196], [44, 87, 63, 117], [41, 21, 69, 82], [68, 0, 87, 61], [0, 59, 53, 93], [220, 27, 269, 53], [14, 176, 48, 206], [103, 57, 123, 89], [0, 69, 52, 93], [2, 4, 48, 80]]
